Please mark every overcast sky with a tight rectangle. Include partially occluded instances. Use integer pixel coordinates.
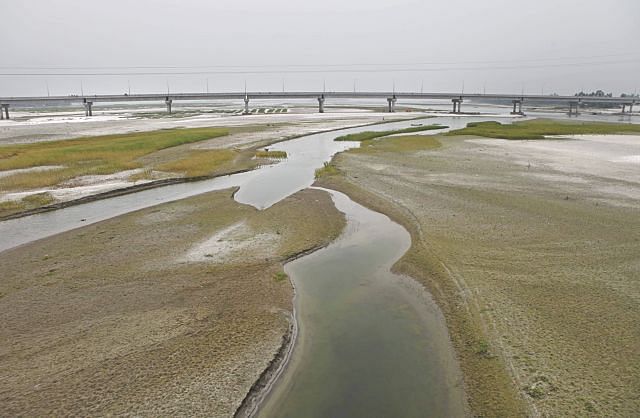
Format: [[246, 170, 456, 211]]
[[1, 0, 639, 96]]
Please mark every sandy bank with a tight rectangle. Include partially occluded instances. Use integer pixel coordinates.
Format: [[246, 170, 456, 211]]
[[317, 132, 640, 416], [0, 187, 345, 416]]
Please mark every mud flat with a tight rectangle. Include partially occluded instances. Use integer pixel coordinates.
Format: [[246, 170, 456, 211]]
[[318, 128, 640, 416], [0, 108, 418, 146], [0, 188, 345, 416]]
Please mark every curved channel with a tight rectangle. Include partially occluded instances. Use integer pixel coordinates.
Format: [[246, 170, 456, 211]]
[[0, 115, 514, 253], [256, 188, 468, 417]]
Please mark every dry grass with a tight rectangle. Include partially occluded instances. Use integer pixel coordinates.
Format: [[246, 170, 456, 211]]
[[155, 149, 237, 177], [0, 127, 228, 191], [0, 192, 55, 218], [255, 150, 287, 159], [127, 168, 155, 182]]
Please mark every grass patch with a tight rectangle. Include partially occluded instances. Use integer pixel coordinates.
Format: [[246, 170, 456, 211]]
[[155, 149, 236, 177], [255, 150, 287, 159], [475, 340, 492, 358], [273, 271, 289, 282], [355, 134, 441, 153], [0, 192, 55, 218], [334, 124, 448, 142], [446, 119, 640, 140], [0, 127, 229, 191], [127, 168, 155, 182], [315, 161, 340, 179]]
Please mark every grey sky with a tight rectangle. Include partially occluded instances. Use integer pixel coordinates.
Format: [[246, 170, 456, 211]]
[[1, 0, 639, 96]]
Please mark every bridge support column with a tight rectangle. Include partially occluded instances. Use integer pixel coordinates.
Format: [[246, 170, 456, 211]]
[[0, 104, 7, 120], [83, 101, 93, 117], [387, 97, 397, 113], [452, 98, 462, 114], [568, 102, 580, 116], [630, 103, 634, 113], [244, 97, 250, 114], [165, 98, 172, 114], [317, 96, 325, 113], [511, 100, 524, 115], [622, 104, 626, 114]]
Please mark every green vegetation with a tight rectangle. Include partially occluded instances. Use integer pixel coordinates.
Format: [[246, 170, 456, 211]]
[[255, 150, 288, 159], [0, 127, 229, 191], [446, 119, 640, 140], [315, 161, 340, 179], [156, 149, 236, 177], [354, 135, 441, 153], [334, 125, 448, 142], [0, 192, 55, 218], [475, 340, 491, 357], [273, 271, 289, 282]]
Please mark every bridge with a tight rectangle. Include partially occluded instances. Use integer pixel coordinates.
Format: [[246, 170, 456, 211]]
[[0, 91, 637, 119]]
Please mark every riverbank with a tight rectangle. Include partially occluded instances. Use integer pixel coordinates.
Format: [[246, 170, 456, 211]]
[[256, 188, 469, 417], [0, 187, 345, 416], [316, 127, 640, 416]]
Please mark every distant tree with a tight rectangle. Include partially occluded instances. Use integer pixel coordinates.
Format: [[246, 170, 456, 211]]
[[575, 90, 613, 97]]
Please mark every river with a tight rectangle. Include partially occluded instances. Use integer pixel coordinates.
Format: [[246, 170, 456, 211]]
[[0, 114, 525, 416]]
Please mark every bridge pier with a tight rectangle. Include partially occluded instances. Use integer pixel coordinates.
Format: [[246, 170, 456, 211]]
[[244, 96, 250, 114], [568, 102, 580, 116], [83, 101, 93, 117], [387, 97, 397, 113], [0, 104, 8, 120], [318, 95, 325, 113], [165, 98, 173, 114], [630, 103, 635, 113], [452, 98, 462, 114], [511, 100, 524, 115]]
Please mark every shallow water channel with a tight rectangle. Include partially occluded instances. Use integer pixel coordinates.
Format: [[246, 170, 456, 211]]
[[256, 188, 467, 417], [0, 115, 512, 252]]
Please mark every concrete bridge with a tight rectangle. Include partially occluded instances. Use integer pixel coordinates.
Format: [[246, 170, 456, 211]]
[[0, 91, 637, 119]]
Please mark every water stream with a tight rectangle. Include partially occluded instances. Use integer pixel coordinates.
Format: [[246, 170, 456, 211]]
[[1, 114, 528, 416], [256, 189, 467, 417], [0, 115, 513, 252]]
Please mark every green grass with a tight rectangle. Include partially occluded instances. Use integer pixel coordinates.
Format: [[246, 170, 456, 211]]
[[255, 150, 288, 159], [273, 271, 289, 282], [155, 149, 237, 177], [315, 161, 340, 179], [354, 135, 442, 153], [0, 127, 229, 191], [446, 119, 640, 140], [334, 125, 448, 142]]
